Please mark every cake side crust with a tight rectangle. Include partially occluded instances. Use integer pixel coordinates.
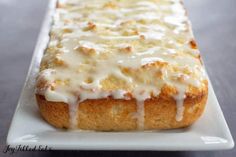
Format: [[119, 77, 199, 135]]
[[36, 81, 208, 131]]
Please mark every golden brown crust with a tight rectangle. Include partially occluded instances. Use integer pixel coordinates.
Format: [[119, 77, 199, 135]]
[[36, 81, 208, 131]]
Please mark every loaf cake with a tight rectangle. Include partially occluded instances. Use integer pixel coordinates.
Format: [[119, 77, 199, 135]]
[[35, 0, 208, 131]]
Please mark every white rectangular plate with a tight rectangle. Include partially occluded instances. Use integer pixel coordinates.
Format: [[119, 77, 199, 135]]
[[7, 0, 234, 151]]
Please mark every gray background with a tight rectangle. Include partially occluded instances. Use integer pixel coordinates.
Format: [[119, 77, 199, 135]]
[[0, 0, 235, 156]]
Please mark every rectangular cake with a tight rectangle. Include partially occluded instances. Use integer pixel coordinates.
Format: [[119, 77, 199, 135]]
[[35, 0, 208, 131]]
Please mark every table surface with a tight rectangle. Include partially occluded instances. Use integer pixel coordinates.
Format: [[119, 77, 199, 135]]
[[0, 0, 236, 156]]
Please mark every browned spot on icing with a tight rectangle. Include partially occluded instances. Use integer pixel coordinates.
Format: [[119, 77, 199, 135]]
[[54, 55, 67, 67], [84, 22, 96, 31], [75, 46, 96, 56], [189, 40, 198, 49], [120, 46, 133, 53], [123, 30, 139, 36], [142, 61, 168, 69], [63, 28, 73, 34], [139, 35, 145, 40], [56, 1, 61, 8], [103, 1, 117, 9]]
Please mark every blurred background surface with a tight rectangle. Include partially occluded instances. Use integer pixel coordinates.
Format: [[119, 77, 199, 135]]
[[0, 0, 236, 156]]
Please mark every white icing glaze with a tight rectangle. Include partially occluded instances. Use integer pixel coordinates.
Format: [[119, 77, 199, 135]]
[[36, 0, 207, 129], [173, 84, 186, 121], [133, 89, 151, 130], [68, 100, 78, 129]]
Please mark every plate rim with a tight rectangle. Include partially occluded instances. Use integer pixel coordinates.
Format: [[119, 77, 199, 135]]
[[6, 0, 234, 151]]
